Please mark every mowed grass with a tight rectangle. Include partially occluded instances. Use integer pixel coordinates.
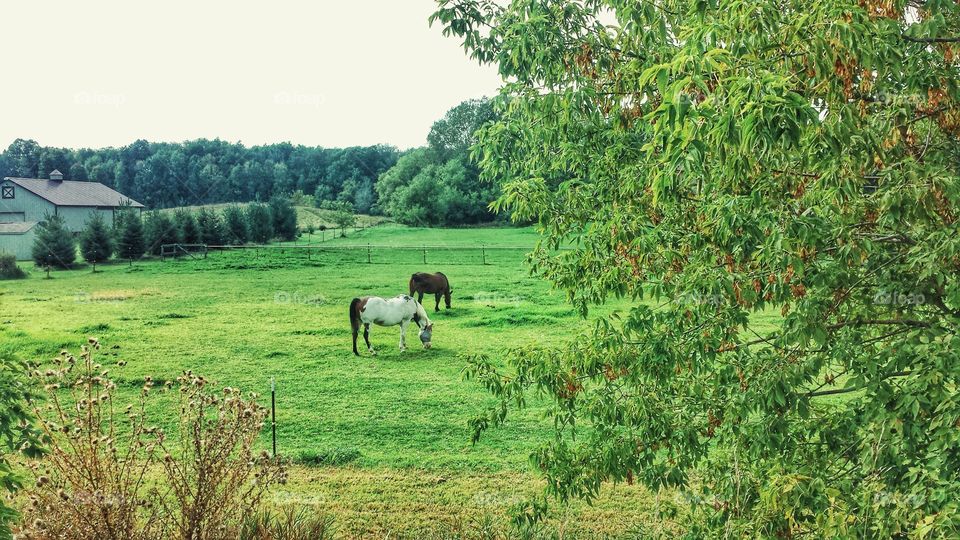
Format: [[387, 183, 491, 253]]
[[1, 226, 689, 536], [1, 226, 788, 536]]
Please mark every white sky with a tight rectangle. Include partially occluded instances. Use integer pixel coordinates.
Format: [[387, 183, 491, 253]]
[[0, 0, 502, 151]]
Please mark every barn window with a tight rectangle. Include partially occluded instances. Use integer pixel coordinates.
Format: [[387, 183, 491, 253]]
[[1, 186, 13, 199]]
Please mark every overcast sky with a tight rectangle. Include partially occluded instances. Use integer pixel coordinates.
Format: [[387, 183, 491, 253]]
[[0, 0, 502, 151]]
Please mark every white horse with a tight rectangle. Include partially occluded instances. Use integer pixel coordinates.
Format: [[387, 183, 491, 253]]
[[350, 295, 433, 356]]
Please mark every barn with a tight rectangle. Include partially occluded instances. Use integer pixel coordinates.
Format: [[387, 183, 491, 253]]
[[0, 170, 144, 260]]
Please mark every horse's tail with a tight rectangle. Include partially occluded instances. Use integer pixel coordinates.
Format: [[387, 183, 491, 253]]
[[350, 298, 362, 356], [409, 275, 417, 296]]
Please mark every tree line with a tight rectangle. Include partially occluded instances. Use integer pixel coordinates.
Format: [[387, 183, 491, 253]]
[[0, 139, 398, 214], [31, 198, 300, 270], [1, 98, 502, 226]]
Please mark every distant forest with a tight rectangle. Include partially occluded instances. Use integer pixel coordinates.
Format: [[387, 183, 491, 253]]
[[0, 98, 500, 225]]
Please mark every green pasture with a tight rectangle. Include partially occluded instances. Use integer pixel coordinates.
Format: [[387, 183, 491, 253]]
[[0, 225, 780, 536]]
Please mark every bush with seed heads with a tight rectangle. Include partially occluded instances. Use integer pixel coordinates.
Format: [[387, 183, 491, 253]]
[[16, 339, 286, 540]]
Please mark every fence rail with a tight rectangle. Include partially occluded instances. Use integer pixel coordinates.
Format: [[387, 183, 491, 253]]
[[160, 243, 208, 261], [160, 242, 544, 265]]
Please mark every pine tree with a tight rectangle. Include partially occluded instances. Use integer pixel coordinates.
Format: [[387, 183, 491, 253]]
[[115, 210, 145, 263], [196, 207, 226, 245], [269, 197, 299, 241], [175, 210, 200, 245], [32, 214, 76, 271], [246, 203, 274, 244], [144, 211, 179, 256], [79, 213, 113, 271], [223, 205, 249, 245]]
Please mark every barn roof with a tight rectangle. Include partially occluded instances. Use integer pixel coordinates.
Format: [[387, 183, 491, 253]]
[[3, 177, 144, 208], [0, 221, 38, 234]]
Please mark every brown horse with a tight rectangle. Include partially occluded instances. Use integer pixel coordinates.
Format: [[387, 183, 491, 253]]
[[409, 272, 452, 312]]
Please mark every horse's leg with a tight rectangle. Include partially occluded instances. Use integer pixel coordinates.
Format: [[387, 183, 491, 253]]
[[434, 293, 441, 312], [399, 320, 408, 351], [364, 323, 374, 355], [417, 291, 424, 305]]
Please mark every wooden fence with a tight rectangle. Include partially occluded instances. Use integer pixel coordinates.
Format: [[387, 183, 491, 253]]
[[160, 242, 539, 265]]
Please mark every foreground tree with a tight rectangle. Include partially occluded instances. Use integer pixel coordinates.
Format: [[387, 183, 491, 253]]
[[436, 0, 960, 536], [79, 213, 114, 271], [31, 215, 76, 270]]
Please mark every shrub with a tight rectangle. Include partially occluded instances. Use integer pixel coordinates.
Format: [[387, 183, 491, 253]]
[[0, 254, 26, 280], [31, 214, 76, 269], [0, 353, 43, 539], [16, 339, 286, 540]]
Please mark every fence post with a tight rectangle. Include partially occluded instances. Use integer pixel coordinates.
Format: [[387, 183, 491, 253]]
[[482, 245, 486, 265], [422, 246, 427, 264], [271, 377, 277, 457], [367, 243, 371, 264]]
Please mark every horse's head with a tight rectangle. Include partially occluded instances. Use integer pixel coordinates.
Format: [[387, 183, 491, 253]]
[[419, 323, 433, 349], [415, 302, 433, 348]]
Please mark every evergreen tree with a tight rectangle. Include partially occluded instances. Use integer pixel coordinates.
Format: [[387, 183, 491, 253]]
[[115, 210, 145, 262], [269, 197, 298, 241], [79, 213, 113, 271], [175, 209, 200, 244], [246, 203, 274, 244], [222, 205, 249, 245], [144, 211, 179, 256], [196, 207, 226, 245], [31, 214, 76, 270]]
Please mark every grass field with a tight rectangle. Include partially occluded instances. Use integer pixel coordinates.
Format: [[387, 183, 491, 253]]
[[0, 226, 685, 537]]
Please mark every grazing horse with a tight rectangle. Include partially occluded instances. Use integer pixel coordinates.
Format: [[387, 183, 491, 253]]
[[409, 272, 452, 312], [349, 295, 433, 356]]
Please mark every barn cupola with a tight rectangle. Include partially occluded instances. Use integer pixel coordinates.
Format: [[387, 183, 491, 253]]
[[49, 170, 64, 181]]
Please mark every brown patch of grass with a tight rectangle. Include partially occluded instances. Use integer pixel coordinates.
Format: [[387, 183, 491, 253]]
[[272, 467, 679, 538]]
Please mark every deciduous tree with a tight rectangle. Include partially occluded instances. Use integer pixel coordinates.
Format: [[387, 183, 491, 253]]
[[436, 0, 960, 536]]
